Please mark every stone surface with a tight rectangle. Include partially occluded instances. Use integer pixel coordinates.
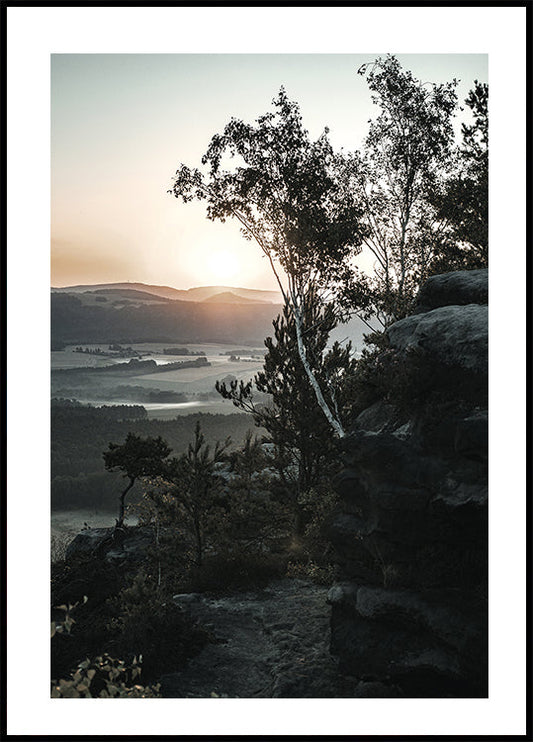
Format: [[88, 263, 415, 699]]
[[65, 524, 156, 566], [387, 304, 488, 376], [328, 269, 488, 697], [415, 268, 488, 312], [160, 579, 352, 698]]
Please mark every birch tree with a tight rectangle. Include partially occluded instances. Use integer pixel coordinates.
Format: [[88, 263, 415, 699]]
[[170, 88, 367, 437], [346, 55, 459, 327]]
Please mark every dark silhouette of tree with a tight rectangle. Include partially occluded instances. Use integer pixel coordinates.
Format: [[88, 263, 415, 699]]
[[428, 80, 488, 272], [217, 287, 357, 532], [220, 431, 291, 552], [103, 433, 171, 527], [170, 87, 367, 437], [157, 422, 231, 566], [344, 55, 459, 327]]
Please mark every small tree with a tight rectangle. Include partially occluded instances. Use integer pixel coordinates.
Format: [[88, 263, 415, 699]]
[[103, 433, 171, 528], [217, 287, 357, 532], [222, 431, 292, 553], [157, 422, 231, 566], [170, 88, 367, 437]]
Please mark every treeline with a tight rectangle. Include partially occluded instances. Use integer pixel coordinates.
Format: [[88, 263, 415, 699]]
[[51, 293, 281, 347], [51, 404, 257, 511], [52, 356, 209, 376]]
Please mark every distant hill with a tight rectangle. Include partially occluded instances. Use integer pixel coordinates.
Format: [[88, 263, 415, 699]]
[[50, 281, 371, 351], [51, 291, 283, 347], [203, 291, 267, 304], [51, 282, 282, 304]]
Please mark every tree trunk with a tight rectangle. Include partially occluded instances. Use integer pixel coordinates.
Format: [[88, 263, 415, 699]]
[[117, 476, 135, 528], [291, 296, 346, 438], [193, 517, 203, 567]]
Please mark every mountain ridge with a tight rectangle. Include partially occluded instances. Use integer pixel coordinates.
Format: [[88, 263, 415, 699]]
[[51, 282, 282, 305]]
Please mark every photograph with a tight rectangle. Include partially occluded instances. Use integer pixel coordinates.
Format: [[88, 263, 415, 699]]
[[50, 50, 490, 702], [5, 4, 528, 739]]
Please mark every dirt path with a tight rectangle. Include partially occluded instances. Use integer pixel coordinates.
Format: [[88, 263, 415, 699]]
[[160, 578, 344, 698]]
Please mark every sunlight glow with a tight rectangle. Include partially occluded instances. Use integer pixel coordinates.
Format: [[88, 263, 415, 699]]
[[207, 249, 241, 282]]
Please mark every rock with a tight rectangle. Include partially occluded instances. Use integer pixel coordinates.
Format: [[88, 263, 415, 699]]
[[160, 579, 341, 698], [328, 269, 488, 697], [65, 525, 156, 566], [415, 268, 488, 312], [387, 304, 488, 376], [64, 527, 111, 560]]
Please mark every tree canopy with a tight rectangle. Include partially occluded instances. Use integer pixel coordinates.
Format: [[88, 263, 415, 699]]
[[170, 88, 369, 437], [103, 433, 172, 526], [344, 55, 460, 326]]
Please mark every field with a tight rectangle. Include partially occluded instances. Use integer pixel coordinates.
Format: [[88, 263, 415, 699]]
[[51, 342, 266, 416]]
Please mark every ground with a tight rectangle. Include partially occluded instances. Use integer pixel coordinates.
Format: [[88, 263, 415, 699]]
[[161, 578, 354, 698]]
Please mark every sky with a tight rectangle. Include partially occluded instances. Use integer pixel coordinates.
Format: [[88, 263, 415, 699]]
[[51, 53, 488, 291]]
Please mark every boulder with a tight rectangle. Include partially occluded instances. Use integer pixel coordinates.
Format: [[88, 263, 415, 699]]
[[65, 524, 156, 566], [415, 268, 488, 312], [387, 304, 488, 376]]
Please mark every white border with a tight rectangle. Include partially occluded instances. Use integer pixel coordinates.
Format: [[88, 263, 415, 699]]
[[6, 5, 527, 737]]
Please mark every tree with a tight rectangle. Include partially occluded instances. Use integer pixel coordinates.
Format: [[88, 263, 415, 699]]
[[221, 431, 292, 553], [103, 433, 171, 527], [155, 422, 231, 566], [170, 87, 367, 437], [217, 287, 357, 531], [427, 80, 488, 273], [346, 55, 459, 327]]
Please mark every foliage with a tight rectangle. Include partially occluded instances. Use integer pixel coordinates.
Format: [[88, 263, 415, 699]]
[[51, 654, 161, 698], [170, 87, 366, 299], [146, 422, 231, 566], [428, 81, 488, 273], [51, 406, 258, 512], [179, 552, 287, 596], [345, 55, 459, 327], [170, 87, 368, 436], [103, 433, 172, 526], [217, 289, 357, 529], [285, 482, 340, 585], [106, 568, 210, 678], [51, 553, 209, 688], [51, 594, 161, 697], [221, 431, 293, 551], [347, 330, 487, 423]]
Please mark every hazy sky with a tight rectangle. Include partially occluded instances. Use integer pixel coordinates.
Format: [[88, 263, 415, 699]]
[[51, 53, 488, 290]]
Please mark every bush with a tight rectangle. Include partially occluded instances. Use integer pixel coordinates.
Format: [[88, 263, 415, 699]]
[[106, 569, 210, 680], [51, 556, 209, 685], [179, 552, 287, 595], [51, 654, 161, 698], [285, 559, 339, 586]]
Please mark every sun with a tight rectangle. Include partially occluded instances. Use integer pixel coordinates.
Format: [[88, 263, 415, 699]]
[[207, 249, 241, 283]]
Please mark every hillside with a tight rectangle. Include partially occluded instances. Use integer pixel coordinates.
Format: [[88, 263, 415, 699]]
[[203, 291, 267, 304], [51, 292, 283, 347], [51, 282, 282, 305]]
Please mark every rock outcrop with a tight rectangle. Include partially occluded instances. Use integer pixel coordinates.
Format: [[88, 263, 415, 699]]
[[65, 524, 156, 566], [328, 269, 488, 697]]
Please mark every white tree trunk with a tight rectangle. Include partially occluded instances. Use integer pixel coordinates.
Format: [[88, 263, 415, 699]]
[[291, 295, 346, 439]]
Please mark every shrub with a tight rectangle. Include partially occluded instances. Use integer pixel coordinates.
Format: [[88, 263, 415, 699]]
[[51, 654, 161, 698], [179, 552, 287, 596]]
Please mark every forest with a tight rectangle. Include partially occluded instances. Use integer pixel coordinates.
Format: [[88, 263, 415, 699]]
[[51, 56, 488, 700]]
